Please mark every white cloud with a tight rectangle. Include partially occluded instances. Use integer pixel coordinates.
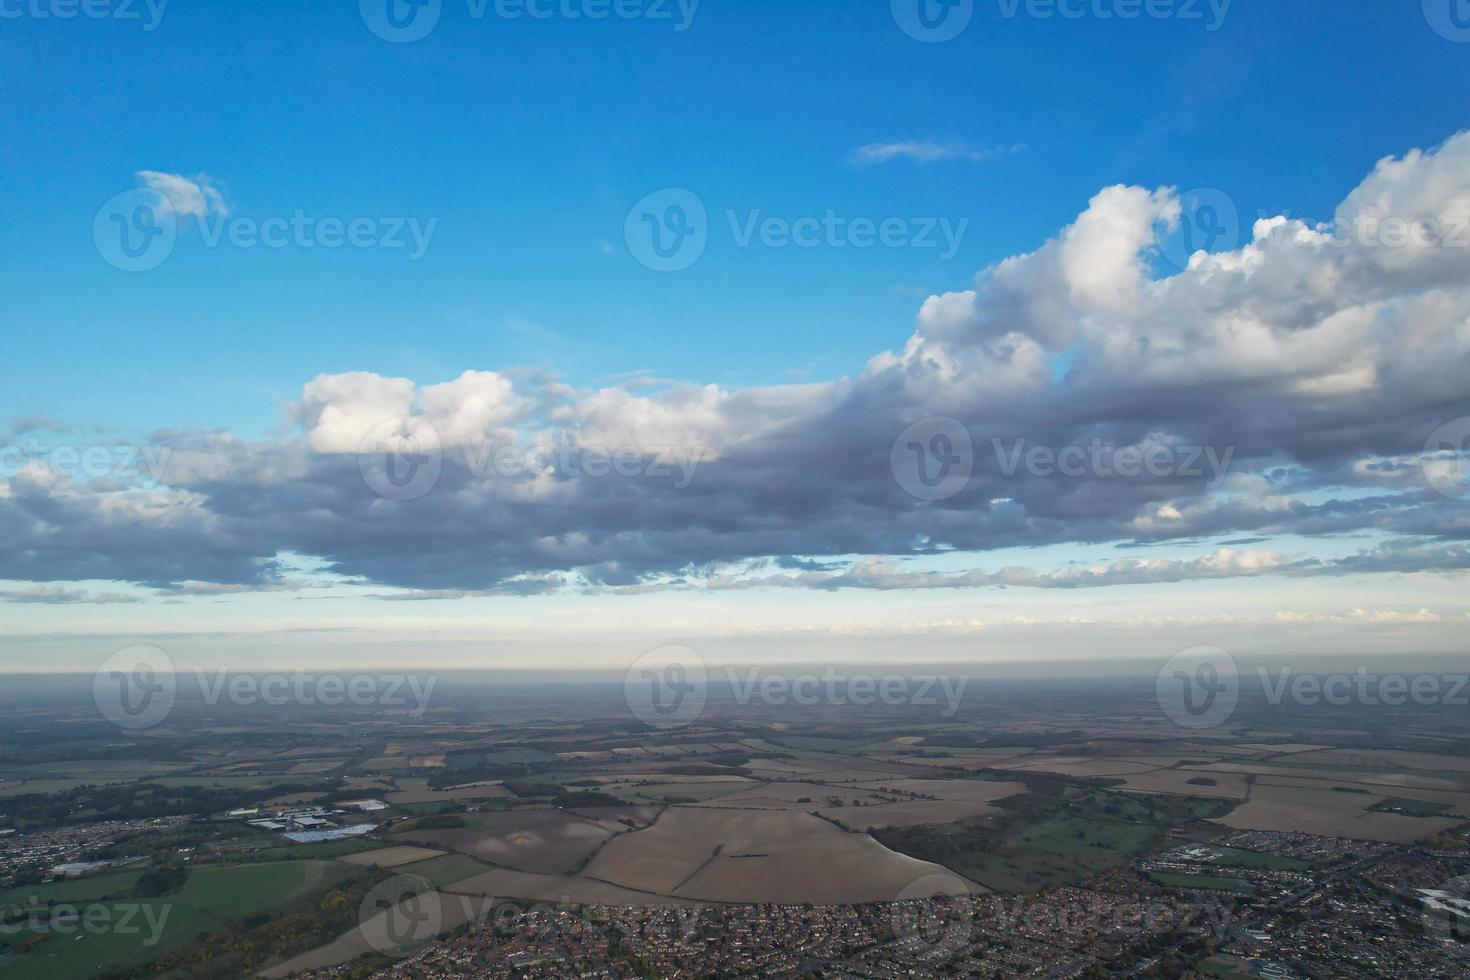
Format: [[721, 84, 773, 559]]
[[849, 141, 1025, 165], [300, 371, 417, 454], [135, 170, 229, 218]]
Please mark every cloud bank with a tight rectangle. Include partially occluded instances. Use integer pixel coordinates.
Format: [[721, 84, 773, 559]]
[[6, 133, 1470, 594]]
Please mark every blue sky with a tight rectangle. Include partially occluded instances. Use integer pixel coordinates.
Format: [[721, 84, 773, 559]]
[[5, 1, 1467, 432], [3, 1, 1470, 671]]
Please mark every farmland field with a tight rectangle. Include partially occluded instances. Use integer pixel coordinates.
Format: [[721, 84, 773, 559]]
[[1212, 783, 1463, 843], [584, 806, 974, 904], [877, 790, 1229, 893], [393, 810, 617, 873], [340, 845, 444, 868]]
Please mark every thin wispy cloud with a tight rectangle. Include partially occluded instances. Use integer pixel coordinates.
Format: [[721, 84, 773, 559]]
[[849, 141, 1027, 166]]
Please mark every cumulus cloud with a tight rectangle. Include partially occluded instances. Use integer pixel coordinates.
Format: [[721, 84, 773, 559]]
[[7, 132, 1470, 593]]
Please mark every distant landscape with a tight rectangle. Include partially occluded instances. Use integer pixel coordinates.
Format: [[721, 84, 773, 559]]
[[1, 675, 1469, 977]]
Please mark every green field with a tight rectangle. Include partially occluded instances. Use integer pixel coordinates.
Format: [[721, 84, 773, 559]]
[[0, 871, 146, 911], [1197, 954, 1259, 979], [1205, 845, 1311, 871], [876, 789, 1229, 893], [0, 860, 357, 980], [146, 774, 320, 789], [397, 853, 494, 887], [0, 780, 134, 798], [1371, 797, 1453, 817], [237, 838, 389, 862]]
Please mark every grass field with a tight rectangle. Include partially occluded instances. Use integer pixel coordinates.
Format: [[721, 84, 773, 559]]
[[1205, 845, 1311, 871], [0, 861, 356, 980], [1197, 954, 1259, 979], [0, 870, 146, 910], [877, 789, 1229, 893], [1371, 797, 1453, 817], [242, 838, 390, 862], [395, 853, 496, 887]]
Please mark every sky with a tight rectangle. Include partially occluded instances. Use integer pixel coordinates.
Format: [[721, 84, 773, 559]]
[[2, 0, 1469, 674]]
